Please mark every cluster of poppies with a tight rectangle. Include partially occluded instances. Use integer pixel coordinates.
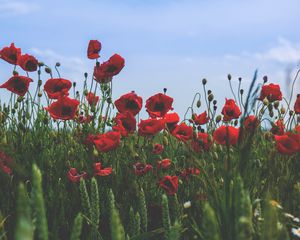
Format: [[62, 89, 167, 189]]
[[1, 40, 300, 196]]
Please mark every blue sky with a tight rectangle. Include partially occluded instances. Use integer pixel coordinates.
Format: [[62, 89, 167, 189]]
[[1, 0, 300, 118]]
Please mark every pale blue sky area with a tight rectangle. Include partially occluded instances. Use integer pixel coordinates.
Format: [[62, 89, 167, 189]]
[[1, 0, 300, 118]]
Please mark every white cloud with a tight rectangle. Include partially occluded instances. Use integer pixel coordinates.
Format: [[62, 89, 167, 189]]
[[0, 1, 39, 16], [253, 38, 300, 64]]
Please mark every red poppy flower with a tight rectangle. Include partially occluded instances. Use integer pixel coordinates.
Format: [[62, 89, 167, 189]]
[[67, 168, 88, 183], [112, 112, 136, 137], [164, 112, 180, 132], [93, 54, 125, 83], [86, 92, 99, 106], [244, 115, 260, 131], [271, 119, 285, 136], [158, 175, 178, 195], [0, 151, 13, 175], [115, 92, 143, 116], [294, 94, 300, 114], [138, 118, 165, 136], [152, 143, 164, 154], [17, 54, 38, 72], [145, 93, 173, 118], [171, 122, 193, 142], [221, 98, 241, 121], [44, 78, 72, 99], [94, 163, 113, 176], [133, 162, 153, 176], [77, 114, 94, 124], [213, 126, 239, 145], [45, 96, 79, 120], [274, 132, 300, 155], [0, 43, 21, 64], [193, 111, 209, 125], [93, 131, 121, 152], [0, 75, 33, 96], [259, 83, 282, 102], [87, 40, 101, 59], [180, 168, 200, 181], [191, 132, 212, 152], [157, 159, 172, 170], [295, 125, 300, 133]]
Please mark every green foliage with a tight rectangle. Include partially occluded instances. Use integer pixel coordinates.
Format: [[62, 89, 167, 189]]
[[109, 190, 125, 240], [201, 203, 220, 240], [137, 187, 147, 232]]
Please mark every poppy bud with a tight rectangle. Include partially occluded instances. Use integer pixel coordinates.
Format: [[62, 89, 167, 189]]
[[207, 90, 212, 95], [107, 97, 112, 104], [83, 90, 88, 96], [213, 106, 217, 111], [208, 94, 214, 102], [216, 115, 222, 123], [38, 62, 44, 67], [227, 74, 232, 81], [93, 147, 99, 157], [213, 100, 217, 105], [238, 77, 242, 82], [163, 136, 169, 146], [263, 75, 268, 83], [84, 72, 88, 78], [17, 96, 24, 102], [45, 67, 52, 74], [196, 100, 201, 108], [274, 101, 279, 109], [280, 107, 286, 115], [38, 92, 43, 98], [202, 78, 207, 85], [55, 62, 61, 67], [263, 98, 269, 106], [240, 89, 244, 95], [163, 88, 167, 94], [234, 119, 238, 126]]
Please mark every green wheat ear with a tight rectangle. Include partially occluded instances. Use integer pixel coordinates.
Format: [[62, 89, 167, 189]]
[[169, 194, 182, 224], [70, 213, 83, 240], [137, 187, 147, 232], [201, 202, 220, 240], [166, 221, 181, 240], [79, 179, 92, 220], [32, 164, 48, 240], [14, 183, 34, 240], [233, 176, 253, 239], [134, 211, 141, 237], [90, 177, 100, 239], [162, 194, 171, 238], [109, 189, 125, 240]]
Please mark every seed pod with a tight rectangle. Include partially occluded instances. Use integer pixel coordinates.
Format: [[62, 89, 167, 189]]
[[196, 100, 201, 108], [55, 62, 61, 67], [208, 94, 214, 102], [202, 78, 207, 85], [227, 74, 232, 80], [280, 107, 286, 115], [38, 92, 43, 98], [273, 101, 279, 109], [45, 67, 51, 74], [263, 98, 269, 106], [216, 115, 222, 123]]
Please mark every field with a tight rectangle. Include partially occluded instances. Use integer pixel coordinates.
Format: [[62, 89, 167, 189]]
[[0, 41, 300, 240]]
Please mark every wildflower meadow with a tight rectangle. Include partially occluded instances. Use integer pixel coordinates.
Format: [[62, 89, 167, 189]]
[[0, 40, 299, 240]]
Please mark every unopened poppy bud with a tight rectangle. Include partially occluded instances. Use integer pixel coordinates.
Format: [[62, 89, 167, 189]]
[[213, 100, 217, 105], [17, 96, 24, 102], [196, 100, 201, 108], [55, 62, 61, 67], [163, 136, 169, 146], [234, 119, 238, 126], [45, 67, 51, 74], [84, 72, 88, 78], [269, 111, 274, 118], [96, 61, 100, 67], [13, 70, 18, 76], [263, 98, 269, 106], [197, 126, 202, 131], [38, 62, 44, 67], [38, 80, 42, 86], [202, 78, 207, 85], [83, 90, 88, 96], [240, 89, 244, 95], [38, 92, 43, 98], [207, 90, 212, 95], [93, 147, 99, 157], [213, 106, 217, 111], [107, 97, 112, 104], [280, 107, 286, 114], [289, 110, 294, 116], [216, 115, 222, 123], [263, 75, 268, 83], [163, 88, 167, 93], [208, 94, 214, 102], [238, 77, 242, 82], [274, 101, 279, 109], [91, 105, 96, 113], [227, 74, 232, 81]]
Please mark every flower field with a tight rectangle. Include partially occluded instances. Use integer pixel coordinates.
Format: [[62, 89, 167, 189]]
[[0, 40, 300, 240]]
